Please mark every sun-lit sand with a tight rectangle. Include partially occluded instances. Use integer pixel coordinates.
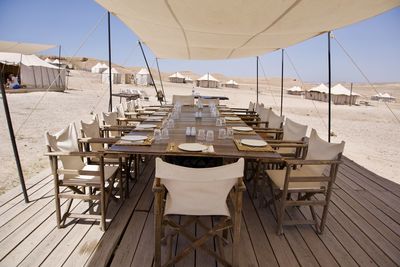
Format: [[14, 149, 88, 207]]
[[1, 68, 399, 195]]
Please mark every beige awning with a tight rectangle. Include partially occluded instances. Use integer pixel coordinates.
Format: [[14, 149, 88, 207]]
[[95, 0, 399, 60], [0, 40, 55, 54]]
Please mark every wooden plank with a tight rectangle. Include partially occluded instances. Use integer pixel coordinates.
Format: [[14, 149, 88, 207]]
[[315, 194, 397, 266], [110, 211, 147, 267], [339, 163, 387, 192], [86, 159, 155, 267], [241, 191, 279, 266], [330, 193, 400, 263], [175, 216, 196, 267], [130, 209, 155, 267], [196, 216, 217, 267], [135, 174, 155, 212]]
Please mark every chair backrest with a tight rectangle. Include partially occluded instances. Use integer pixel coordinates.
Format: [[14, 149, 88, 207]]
[[45, 123, 84, 177], [155, 158, 244, 216], [255, 103, 264, 115], [127, 100, 136, 112], [172, 95, 195, 105], [305, 129, 345, 175], [248, 101, 255, 112], [258, 107, 270, 122], [121, 101, 128, 112], [81, 115, 104, 151], [268, 109, 284, 129], [115, 103, 125, 118], [199, 97, 219, 105], [282, 118, 308, 141], [102, 112, 118, 126]]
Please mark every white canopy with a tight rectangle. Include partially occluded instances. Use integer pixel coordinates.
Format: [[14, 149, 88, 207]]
[[137, 68, 149, 75], [100, 63, 109, 68], [225, 80, 238, 85], [185, 76, 193, 81], [102, 67, 119, 74], [44, 58, 52, 63], [381, 93, 395, 99], [197, 73, 219, 82], [52, 59, 60, 64], [0, 52, 58, 69], [332, 84, 360, 96], [308, 83, 329, 93], [95, 0, 399, 60], [288, 86, 302, 92], [169, 72, 185, 79], [0, 40, 55, 54]]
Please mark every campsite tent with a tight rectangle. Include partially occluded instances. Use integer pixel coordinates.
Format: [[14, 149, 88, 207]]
[[44, 58, 52, 63], [184, 76, 193, 83], [101, 67, 121, 84], [135, 68, 152, 86], [91, 62, 107, 73], [371, 93, 396, 102], [331, 84, 360, 105], [196, 73, 219, 88], [168, 72, 185, 83], [0, 52, 65, 89], [222, 80, 239, 88], [287, 86, 303, 95], [306, 84, 329, 101]]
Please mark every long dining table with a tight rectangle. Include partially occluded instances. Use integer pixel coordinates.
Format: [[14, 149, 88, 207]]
[[108, 105, 281, 161]]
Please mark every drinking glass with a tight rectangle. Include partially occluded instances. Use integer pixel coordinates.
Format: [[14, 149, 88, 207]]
[[216, 118, 222, 126], [191, 127, 196, 136], [186, 127, 191, 136], [226, 127, 234, 139], [154, 129, 161, 143], [220, 117, 226, 126], [161, 128, 169, 139], [218, 128, 226, 139], [167, 119, 175, 128], [197, 129, 206, 141], [206, 130, 214, 143]]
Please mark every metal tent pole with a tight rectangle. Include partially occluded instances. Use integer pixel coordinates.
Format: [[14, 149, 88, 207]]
[[107, 11, 113, 112], [350, 82, 353, 106], [155, 58, 166, 103], [256, 56, 259, 104], [0, 75, 29, 203], [138, 41, 161, 105], [280, 49, 284, 116], [328, 31, 332, 143], [58, 45, 61, 88]]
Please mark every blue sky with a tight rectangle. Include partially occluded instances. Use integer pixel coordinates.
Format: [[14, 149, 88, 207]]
[[0, 0, 399, 83]]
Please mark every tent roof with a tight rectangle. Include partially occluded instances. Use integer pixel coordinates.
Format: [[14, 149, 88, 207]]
[[137, 68, 150, 75], [100, 63, 109, 68], [53, 59, 60, 64], [185, 76, 193, 81], [308, 83, 329, 93], [95, 0, 399, 60], [332, 84, 361, 96], [225, 79, 238, 85], [0, 52, 58, 69], [102, 67, 119, 73], [0, 40, 55, 54], [44, 58, 52, 63], [92, 62, 103, 68], [288, 86, 302, 91], [169, 72, 185, 78], [197, 73, 219, 82], [381, 93, 395, 98]]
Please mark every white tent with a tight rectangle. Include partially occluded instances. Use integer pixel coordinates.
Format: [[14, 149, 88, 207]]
[[306, 84, 329, 101], [135, 68, 152, 86], [91, 62, 107, 73], [102, 67, 121, 84], [44, 58, 52, 63], [52, 59, 60, 64], [184, 76, 193, 83], [168, 72, 185, 83], [196, 73, 219, 88], [0, 52, 65, 89], [223, 79, 239, 88], [372, 92, 396, 102], [95, 0, 399, 60], [287, 86, 303, 95], [331, 84, 360, 105]]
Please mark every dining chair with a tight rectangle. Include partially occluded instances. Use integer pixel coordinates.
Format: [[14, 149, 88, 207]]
[[265, 129, 345, 234], [153, 157, 245, 267], [45, 123, 120, 231], [172, 94, 195, 105], [199, 97, 219, 105]]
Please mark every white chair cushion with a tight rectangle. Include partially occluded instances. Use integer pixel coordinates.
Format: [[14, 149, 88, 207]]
[[266, 167, 322, 190], [63, 165, 118, 186], [81, 116, 103, 152]]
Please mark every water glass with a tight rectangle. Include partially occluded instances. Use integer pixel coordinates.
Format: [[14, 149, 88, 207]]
[[216, 118, 222, 126], [154, 129, 161, 142], [197, 129, 206, 141], [220, 117, 226, 126], [206, 130, 214, 143], [218, 128, 226, 139], [167, 119, 175, 128], [161, 128, 169, 139], [191, 127, 196, 136], [186, 127, 191, 136], [226, 127, 234, 139]]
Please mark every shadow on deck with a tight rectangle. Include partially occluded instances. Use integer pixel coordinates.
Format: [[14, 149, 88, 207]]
[[0, 156, 399, 266]]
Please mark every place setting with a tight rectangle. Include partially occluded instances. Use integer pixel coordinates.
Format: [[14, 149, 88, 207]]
[[134, 123, 159, 131], [231, 126, 257, 135], [233, 138, 274, 152], [116, 134, 154, 146], [166, 142, 215, 154]]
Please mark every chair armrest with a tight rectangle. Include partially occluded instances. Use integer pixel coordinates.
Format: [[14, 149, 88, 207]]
[[269, 143, 307, 148], [253, 127, 283, 133], [235, 179, 246, 192], [45, 151, 102, 157], [285, 159, 342, 166], [152, 180, 165, 193], [79, 137, 120, 144]]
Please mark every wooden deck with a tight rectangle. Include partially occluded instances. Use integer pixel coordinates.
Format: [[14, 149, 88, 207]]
[[1, 156, 400, 266]]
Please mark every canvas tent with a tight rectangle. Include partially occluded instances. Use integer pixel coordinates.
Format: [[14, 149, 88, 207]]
[[102, 67, 121, 84], [287, 86, 303, 95], [306, 83, 360, 105], [222, 79, 239, 88], [196, 73, 219, 88], [44, 57, 52, 63], [306, 84, 329, 101], [135, 68, 152, 86], [91, 62, 107, 73], [0, 52, 65, 89], [184, 76, 193, 83], [371, 92, 396, 102], [168, 72, 185, 83]]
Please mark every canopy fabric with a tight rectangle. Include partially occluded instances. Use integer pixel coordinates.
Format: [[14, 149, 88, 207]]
[[102, 67, 119, 74], [225, 80, 238, 85], [197, 73, 218, 81], [0, 52, 58, 69], [331, 84, 360, 96], [137, 68, 149, 75], [169, 72, 185, 78], [288, 86, 302, 92], [0, 40, 55, 54], [95, 0, 399, 60], [308, 83, 329, 93]]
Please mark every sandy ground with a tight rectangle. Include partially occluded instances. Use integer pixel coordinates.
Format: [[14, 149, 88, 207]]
[[1, 69, 399, 195]]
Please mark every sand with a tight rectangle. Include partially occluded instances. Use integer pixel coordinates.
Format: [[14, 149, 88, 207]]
[[1, 69, 399, 195]]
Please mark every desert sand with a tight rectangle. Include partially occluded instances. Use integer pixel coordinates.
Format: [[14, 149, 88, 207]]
[[1, 69, 399, 195]]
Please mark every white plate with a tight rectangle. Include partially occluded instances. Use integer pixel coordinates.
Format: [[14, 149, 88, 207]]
[[224, 116, 241, 121], [136, 124, 157, 129], [240, 139, 267, 147], [146, 116, 163, 121], [232, 126, 253, 132], [121, 135, 148, 141], [178, 143, 208, 152], [153, 112, 168, 116]]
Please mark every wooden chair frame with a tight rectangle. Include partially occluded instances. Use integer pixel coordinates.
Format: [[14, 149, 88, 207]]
[[153, 177, 246, 267], [265, 154, 342, 235]]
